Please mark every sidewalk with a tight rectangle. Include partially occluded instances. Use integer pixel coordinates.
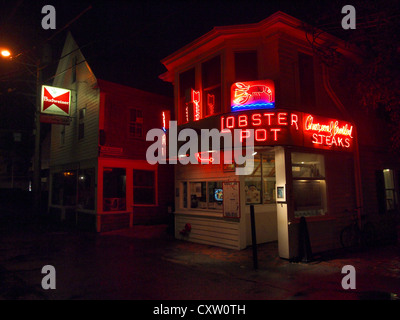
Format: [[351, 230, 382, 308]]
[[107, 224, 400, 300]]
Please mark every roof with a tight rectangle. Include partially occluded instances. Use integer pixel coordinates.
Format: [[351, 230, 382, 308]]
[[160, 11, 361, 81]]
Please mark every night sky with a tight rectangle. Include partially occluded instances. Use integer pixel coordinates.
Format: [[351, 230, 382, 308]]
[[1, 0, 363, 97]]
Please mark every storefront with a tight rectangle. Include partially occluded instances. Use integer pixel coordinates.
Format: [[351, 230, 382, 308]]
[[159, 11, 399, 259], [173, 100, 357, 259]]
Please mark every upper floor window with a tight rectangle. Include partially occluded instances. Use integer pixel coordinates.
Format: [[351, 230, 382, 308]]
[[234, 51, 258, 82], [202, 55, 221, 117], [298, 52, 316, 108], [78, 107, 86, 140], [71, 56, 77, 83], [129, 108, 143, 139], [179, 68, 195, 124]]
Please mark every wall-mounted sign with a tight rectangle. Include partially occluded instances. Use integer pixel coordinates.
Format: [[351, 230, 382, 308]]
[[41, 85, 71, 117], [219, 110, 354, 151], [231, 80, 275, 112], [223, 181, 240, 218], [303, 114, 353, 150]]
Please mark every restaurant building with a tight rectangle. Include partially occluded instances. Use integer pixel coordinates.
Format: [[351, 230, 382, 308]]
[[48, 33, 174, 232], [159, 12, 399, 259]]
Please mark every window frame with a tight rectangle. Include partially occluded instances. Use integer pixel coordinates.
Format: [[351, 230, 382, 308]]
[[291, 152, 327, 218], [128, 108, 144, 139]]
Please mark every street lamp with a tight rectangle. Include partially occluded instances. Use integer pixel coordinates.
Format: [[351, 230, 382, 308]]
[[1, 49, 11, 57], [1, 48, 43, 215]]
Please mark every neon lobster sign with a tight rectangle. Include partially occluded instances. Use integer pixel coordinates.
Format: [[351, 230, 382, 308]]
[[231, 80, 275, 112]]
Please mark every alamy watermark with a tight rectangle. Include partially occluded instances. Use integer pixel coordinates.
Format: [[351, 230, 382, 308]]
[[41, 5, 56, 30], [146, 121, 256, 175]]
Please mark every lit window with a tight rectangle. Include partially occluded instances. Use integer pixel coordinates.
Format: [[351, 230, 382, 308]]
[[383, 169, 398, 212], [185, 181, 223, 211], [292, 152, 326, 217], [202, 56, 221, 117], [179, 68, 195, 124]]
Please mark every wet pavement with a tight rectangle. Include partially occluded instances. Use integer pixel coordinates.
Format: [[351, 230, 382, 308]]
[[0, 208, 399, 301]]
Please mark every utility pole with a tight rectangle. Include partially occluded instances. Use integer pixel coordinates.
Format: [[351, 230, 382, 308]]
[[33, 60, 42, 215]]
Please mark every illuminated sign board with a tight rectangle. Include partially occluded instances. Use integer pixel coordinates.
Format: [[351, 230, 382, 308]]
[[41, 85, 71, 117], [220, 110, 354, 151], [231, 80, 275, 112]]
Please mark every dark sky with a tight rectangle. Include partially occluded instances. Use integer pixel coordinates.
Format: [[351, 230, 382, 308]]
[[0, 0, 357, 96], [0, 0, 394, 97]]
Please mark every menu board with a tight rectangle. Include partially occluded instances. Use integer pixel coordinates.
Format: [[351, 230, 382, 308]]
[[223, 181, 240, 218]]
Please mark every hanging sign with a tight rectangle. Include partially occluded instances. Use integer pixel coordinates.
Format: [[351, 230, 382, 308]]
[[41, 85, 71, 117]]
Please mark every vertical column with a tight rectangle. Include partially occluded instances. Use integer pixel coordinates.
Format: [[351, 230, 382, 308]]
[[275, 146, 296, 259]]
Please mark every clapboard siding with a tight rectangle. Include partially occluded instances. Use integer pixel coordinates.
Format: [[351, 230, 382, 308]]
[[175, 214, 240, 249], [51, 33, 99, 167]]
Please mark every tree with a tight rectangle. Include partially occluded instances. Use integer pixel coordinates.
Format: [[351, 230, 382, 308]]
[[302, 0, 400, 151]]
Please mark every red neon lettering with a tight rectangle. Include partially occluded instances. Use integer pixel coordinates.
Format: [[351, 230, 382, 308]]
[[291, 113, 299, 130], [255, 129, 267, 141], [238, 115, 248, 127], [270, 128, 280, 141], [312, 133, 319, 144], [345, 138, 350, 148], [240, 130, 251, 142], [226, 116, 235, 129], [264, 113, 274, 125], [278, 112, 288, 125], [252, 113, 262, 126], [185, 104, 189, 123]]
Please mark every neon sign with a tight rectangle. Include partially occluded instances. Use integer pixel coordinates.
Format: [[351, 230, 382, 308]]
[[162, 110, 171, 132], [192, 89, 201, 121], [207, 94, 215, 115], [231, 80, 275, 112], [304, 115, 353, 149], [220, 110, 354, 151]]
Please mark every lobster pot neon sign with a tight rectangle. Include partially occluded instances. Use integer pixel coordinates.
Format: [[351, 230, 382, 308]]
[[231, 80, 275, 112]]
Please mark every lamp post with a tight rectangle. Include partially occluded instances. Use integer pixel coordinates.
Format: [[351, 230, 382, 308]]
[[1, 49, 43, 215]]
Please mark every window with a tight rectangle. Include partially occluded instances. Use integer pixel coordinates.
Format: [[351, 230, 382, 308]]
[[181, 182, 187, 209], [298, 52, 316, 108], [60, 125, 65, 145], [71, 56, 77, 83], [383, 169, 398, 212], [234, 51, 258, 82], [103, 168, 126, 211], [78, 107, 86, 140], [179, 68, 195, 124], [244, 150, 276, 205], [292, 152, 326, 217], [133, 170, 156, 205], [202, 56, 221, 117], [184, 181, 223, 211], [129, 108, 143, 138]]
